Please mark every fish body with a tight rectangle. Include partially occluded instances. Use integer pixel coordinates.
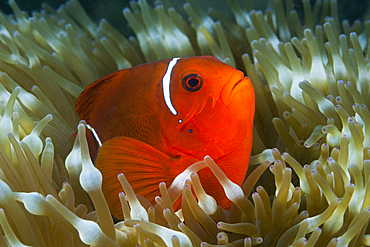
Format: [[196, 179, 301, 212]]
[[76, 56, 255, 218]]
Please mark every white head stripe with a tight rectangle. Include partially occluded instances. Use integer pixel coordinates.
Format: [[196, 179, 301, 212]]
[[86, 124, 102, 147], [162, 58, 180, 115]]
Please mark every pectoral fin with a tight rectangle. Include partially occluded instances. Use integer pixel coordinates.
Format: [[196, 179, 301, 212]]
[[95, 136, 178, 219]]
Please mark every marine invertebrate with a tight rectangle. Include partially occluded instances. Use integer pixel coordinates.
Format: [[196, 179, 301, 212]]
[[0, 0, 368, 246]]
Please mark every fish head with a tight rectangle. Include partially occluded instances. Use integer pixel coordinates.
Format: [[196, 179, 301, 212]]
[[160, 56, 255, 160]]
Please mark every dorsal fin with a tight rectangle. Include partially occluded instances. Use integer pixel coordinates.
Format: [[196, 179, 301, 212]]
[[76, 71, 122, 124]]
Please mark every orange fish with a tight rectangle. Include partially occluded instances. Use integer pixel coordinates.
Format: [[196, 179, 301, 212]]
[[76, 56, 255, 218]]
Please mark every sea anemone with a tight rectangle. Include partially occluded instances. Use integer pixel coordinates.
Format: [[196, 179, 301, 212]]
[[0, 0, 369, 246]]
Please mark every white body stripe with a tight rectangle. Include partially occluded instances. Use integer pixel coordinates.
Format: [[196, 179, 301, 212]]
[[162, 57, 180, 115], [86, 124, 102, 147]]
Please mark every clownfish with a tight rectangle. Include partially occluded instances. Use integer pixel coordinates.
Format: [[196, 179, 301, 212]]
[[76, 56, 255, 218]]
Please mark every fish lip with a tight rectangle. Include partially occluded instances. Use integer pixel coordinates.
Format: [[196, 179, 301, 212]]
[[220, 74, 248, 106]]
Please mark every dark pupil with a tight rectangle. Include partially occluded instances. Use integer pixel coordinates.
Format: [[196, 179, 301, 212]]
[[187, 78, 199, 88], [182, 74, 203, 92]]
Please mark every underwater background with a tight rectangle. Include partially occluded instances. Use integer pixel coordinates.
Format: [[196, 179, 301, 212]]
[[0, 0, 369, 33], [0, 0, 369, 246]]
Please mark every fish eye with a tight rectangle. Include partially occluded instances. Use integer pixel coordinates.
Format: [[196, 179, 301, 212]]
[[182, 74, 203, 92]]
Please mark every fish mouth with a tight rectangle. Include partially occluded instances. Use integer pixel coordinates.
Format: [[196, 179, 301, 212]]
[[220, 74, 249, 106]]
